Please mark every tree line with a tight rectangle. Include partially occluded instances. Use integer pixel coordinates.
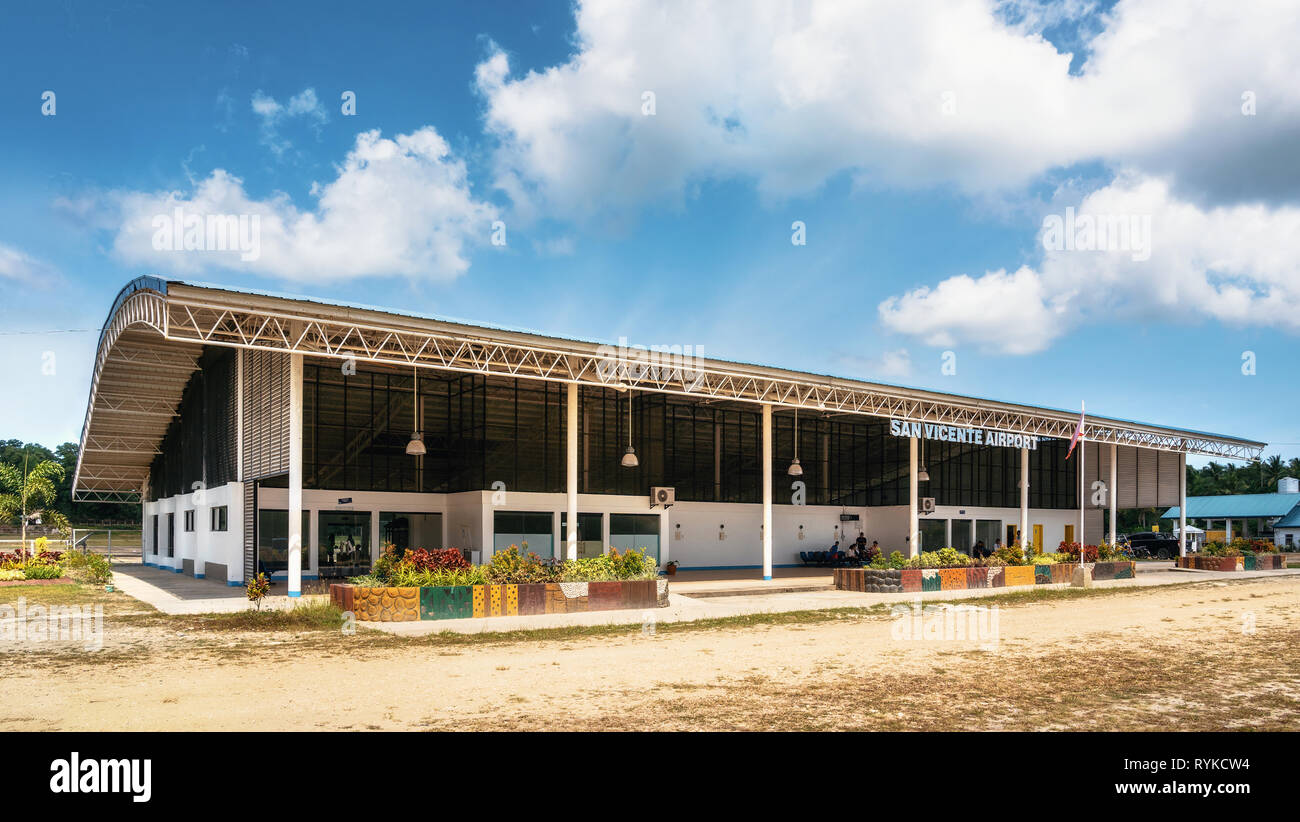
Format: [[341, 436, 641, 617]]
[[0, 439, 140, 527]]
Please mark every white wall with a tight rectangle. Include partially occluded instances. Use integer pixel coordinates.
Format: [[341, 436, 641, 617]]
[[141, 483, 244, 583], [141, 482, 1092, 581]]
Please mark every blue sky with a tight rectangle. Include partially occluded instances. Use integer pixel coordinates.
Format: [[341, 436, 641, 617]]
[[2, 0, 1298, 466]]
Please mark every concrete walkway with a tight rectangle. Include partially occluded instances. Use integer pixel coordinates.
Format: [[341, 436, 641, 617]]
[[104, 558, 1300, 631], [111, 563, 324, 614]]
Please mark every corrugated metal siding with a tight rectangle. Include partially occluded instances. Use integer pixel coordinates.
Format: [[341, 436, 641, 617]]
[[1085, 508, 1105, 544], [1117, 445, 1138, 508], [1096, 443, 1113, 507], [1136, 447, 1159, 508], [1156, 450, 1181, 508], [241, 349, 290, 479]]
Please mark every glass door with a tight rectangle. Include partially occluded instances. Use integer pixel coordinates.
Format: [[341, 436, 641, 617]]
[[560, 512, 604, 558], [318, 511, 371, 577]]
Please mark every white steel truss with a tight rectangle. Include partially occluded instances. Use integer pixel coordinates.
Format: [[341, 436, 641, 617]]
[[73, 279, 1266, 501]]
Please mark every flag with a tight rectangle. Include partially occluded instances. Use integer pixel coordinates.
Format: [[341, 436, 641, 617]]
[[1065, 403, 1085, 459]]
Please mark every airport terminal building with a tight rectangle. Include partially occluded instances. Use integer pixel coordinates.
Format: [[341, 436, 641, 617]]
[[74, 278, 1265, 594]]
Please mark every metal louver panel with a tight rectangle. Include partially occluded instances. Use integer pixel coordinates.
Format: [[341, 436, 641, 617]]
[[1136, 447, 1159, 508], [1156, 450, 1181, 508], [1085, 508, 1105, 544], [242, 480, 256, 583], [1117, 446, 1138, 508], [1096, 443, 1114, 508], [241, 349, 290, 479]]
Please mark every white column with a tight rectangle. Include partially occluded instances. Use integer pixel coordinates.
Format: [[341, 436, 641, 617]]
[[566, 382, 579, 561], [909, 436, 919, 557], [1019, 446, 1029, 550], [1109, 443, 1118, 546], [762, 404, 773, 580], [1178, 451, 1187, 557], [1225, 518, 1233, 542], [288, 352, 303, 597]]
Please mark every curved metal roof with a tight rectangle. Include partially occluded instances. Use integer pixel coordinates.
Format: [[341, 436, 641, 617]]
[[73, 276, 1269, 502]]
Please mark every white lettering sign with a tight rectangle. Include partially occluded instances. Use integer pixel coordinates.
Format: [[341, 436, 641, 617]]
[[889, 418, 1040, 450]]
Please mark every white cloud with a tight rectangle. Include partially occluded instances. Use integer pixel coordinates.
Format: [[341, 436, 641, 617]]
[[103, 127, 498, 282], [878, 174, 1300, 353], [475, 0, 1300, 218], [0, 244, 57, 287], [251, 88, 328, 155]]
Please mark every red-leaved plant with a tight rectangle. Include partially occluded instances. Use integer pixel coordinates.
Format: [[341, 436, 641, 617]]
[[399, 548, 469, 572]]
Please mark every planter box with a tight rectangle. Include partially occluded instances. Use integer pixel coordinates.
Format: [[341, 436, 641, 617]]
[[1003, 565, 1035, 587], [1178, 554, 1285, 571], [332, 579, 663, 622], [832, 568, 904, 592], [1091, 561, 1136, 580]]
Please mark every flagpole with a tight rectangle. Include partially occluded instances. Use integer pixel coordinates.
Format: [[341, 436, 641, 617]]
[[1079, 401, 1086, 566]]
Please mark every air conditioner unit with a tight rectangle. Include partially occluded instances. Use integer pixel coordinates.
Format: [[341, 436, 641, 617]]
[[651, 486, 676, 508], [920, 497, 936, 514]]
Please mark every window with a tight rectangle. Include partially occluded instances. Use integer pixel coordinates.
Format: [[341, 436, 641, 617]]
[[183, 510, 195, 532], [610, 513, 660, 563], [379, 512, 442, 554], [151, 515, 159, 555], [166, 513, 175, 557], [951, 519, 973, 553], [918, 518, 947, 552], [1286, 533, 1293, 546], [259, 509, 313, 573], [493, 511, 554, 558], [210, 505, 228, 531]]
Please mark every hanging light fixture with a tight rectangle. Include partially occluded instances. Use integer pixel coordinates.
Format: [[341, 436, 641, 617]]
[[406, 367, 426, 456], [621, 390, 639, 468], [917, 434, 929, 483], [787, 407, 803, 476]]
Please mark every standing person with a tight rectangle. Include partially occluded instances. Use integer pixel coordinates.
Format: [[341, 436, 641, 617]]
[[855, 533, 868, 554]]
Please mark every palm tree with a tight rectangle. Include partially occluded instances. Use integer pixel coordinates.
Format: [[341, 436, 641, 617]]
[[0, 451, 69, 554]]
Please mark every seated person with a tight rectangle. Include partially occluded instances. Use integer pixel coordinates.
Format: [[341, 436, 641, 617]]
[[828, 540, 842, 561], [972, 539, 989, 559], [865, 540, 881, 561]]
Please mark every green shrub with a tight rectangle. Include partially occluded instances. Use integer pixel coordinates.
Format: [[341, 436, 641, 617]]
[[935, 547, 969, 567], [23, 563, 63, 580], [62, 551, 113, 585], [994, 542, 1026, 566]]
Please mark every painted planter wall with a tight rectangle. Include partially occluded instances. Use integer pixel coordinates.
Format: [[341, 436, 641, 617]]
[[837, 562, 1136, 593], [1177, 554, 1286, 571], [332, 579, 667, 622]]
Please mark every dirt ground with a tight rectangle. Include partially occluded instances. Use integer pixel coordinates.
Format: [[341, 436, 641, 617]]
[[2, 575, 1297, 731]]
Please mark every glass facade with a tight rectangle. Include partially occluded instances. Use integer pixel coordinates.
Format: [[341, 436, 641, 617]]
[[379, 512, 443, 554], [257, 509, 311, 573], [148, 355, 1081, 512]]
